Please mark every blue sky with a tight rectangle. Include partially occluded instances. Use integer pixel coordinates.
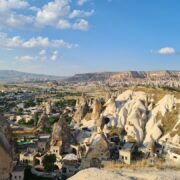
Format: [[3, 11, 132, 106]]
[[0, 0, 180, 76]]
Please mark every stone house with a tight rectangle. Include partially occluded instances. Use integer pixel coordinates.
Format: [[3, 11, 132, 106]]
[[61, 154, 79, 177], [19, 151, 37, 165], [168, 148, 180, 163], [11, 166, 25, 180], [50, 141, 62, 158], [119, 143, 135, 164], [37, 138, 49, 153], [81, 133, 110, 169]]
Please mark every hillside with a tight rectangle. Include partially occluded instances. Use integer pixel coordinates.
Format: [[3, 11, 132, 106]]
[[0, 70, 66, 83], [67, 70, 180, 82]]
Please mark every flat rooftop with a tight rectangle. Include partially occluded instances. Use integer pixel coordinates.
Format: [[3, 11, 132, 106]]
[[121, 143, 135, 151]]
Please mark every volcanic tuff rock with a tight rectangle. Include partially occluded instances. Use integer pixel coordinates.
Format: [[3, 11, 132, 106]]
[[0, 116, 13, 180], [73, 94, 89, 125], [68, 168, 180, 180], [67, 71, 180, 82], [78, 89, 180, 147], [91, 98, 102, 121], [37, 112, 50, 130], [51, 117, 71, 154]]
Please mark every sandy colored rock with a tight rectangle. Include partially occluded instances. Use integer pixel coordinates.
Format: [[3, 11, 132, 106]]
[[51, 117, 71, 154], [0, 116, 13, 180], [68, 168, 180, 180]]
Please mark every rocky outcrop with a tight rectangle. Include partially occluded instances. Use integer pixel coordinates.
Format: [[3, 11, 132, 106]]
[[68, 168, 180, 180], [103, 96, 116, 117], [67, 71, 180, 83], [37, 112, 50, 130], [74, 89, 180, 147], [73, 94, 89, 125], [0, 116, 12, 180], [80, 132, 110, 169], [102, 90, 148, 144], [51, 118, 71, 154], [91, 99, 102, 121], [144, 95, 176, 144]]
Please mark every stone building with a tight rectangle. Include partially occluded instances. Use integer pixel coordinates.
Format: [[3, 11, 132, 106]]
[[119, 143, 135, 164], [11, 166, 25, 180], [168, 148, 180, 163], [62, 154, 79, 177], [81, 133, 110, 169], [37, 138, 49, 153]]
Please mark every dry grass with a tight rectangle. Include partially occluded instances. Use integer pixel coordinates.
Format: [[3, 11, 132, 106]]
[[132, 86, 167, 103], [158, 104, 180, 136], [107, 127, 123, 136], [84, 112, 92, 121], [103, 160, 151, 170], [103, 159, 180, 170]]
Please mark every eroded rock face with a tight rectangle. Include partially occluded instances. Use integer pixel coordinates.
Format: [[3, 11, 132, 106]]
[[37, 112, 50, 130], [144, 95, 176, 144], [51, 118, 71, 154], [102, 90, 148, 144], [91, 99, 102, 121], [75, 90, 180, 147], [0, 116, 12, 180], [103, 96, 116, 117], [73, 94, 89, 125], [82, 133, 110, 168]]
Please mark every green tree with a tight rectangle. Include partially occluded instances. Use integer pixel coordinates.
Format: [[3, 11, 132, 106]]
[[16, 108, 23, 115], [42, 154, 56, 172]]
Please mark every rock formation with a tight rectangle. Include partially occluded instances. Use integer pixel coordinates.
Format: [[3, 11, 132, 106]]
[[0, 116, 13, 180], [51, 117, 71, 154], [73, 94, 89, 125], [37, 112, 50, 130], [79, 132, 110, 169], [91, 98, 102, 121], [74, 89, 180, 148], [68, 167, 180, 180], [144, 95, 176, 144]]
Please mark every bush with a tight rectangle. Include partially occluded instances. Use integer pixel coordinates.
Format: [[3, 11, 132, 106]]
[[42, 154, 56, 172]]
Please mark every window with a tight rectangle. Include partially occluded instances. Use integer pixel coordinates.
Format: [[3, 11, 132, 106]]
[[122, 156, 124, 159], [173, 156, 177, 159], [125, 157, 127, 160]]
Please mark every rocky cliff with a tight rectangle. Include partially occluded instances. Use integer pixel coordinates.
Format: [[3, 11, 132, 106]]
[[75, 89, 180, 147], [0, 116, 13, 180], [67, 70, 180, 82]]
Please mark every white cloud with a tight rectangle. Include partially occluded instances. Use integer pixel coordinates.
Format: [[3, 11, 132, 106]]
[[0, 32, 79, 49], [0, 0, 94, 31], [35, 0, 70, 26], [0, 0, 33, 28], [29, 6, 40, 12], [39, 49, 47, 61], [15, 55, 35, 63], [51, 50, 59, 61], [69, 9, 94, 18], [73, 19, 89, 31], [39, 49, 46, 56], [4, 13, 33, 27], [158, 47, 176, 55], [0, 0, 29, 11], [77, 0, 89, 6], [57, 19, 71, 29]]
